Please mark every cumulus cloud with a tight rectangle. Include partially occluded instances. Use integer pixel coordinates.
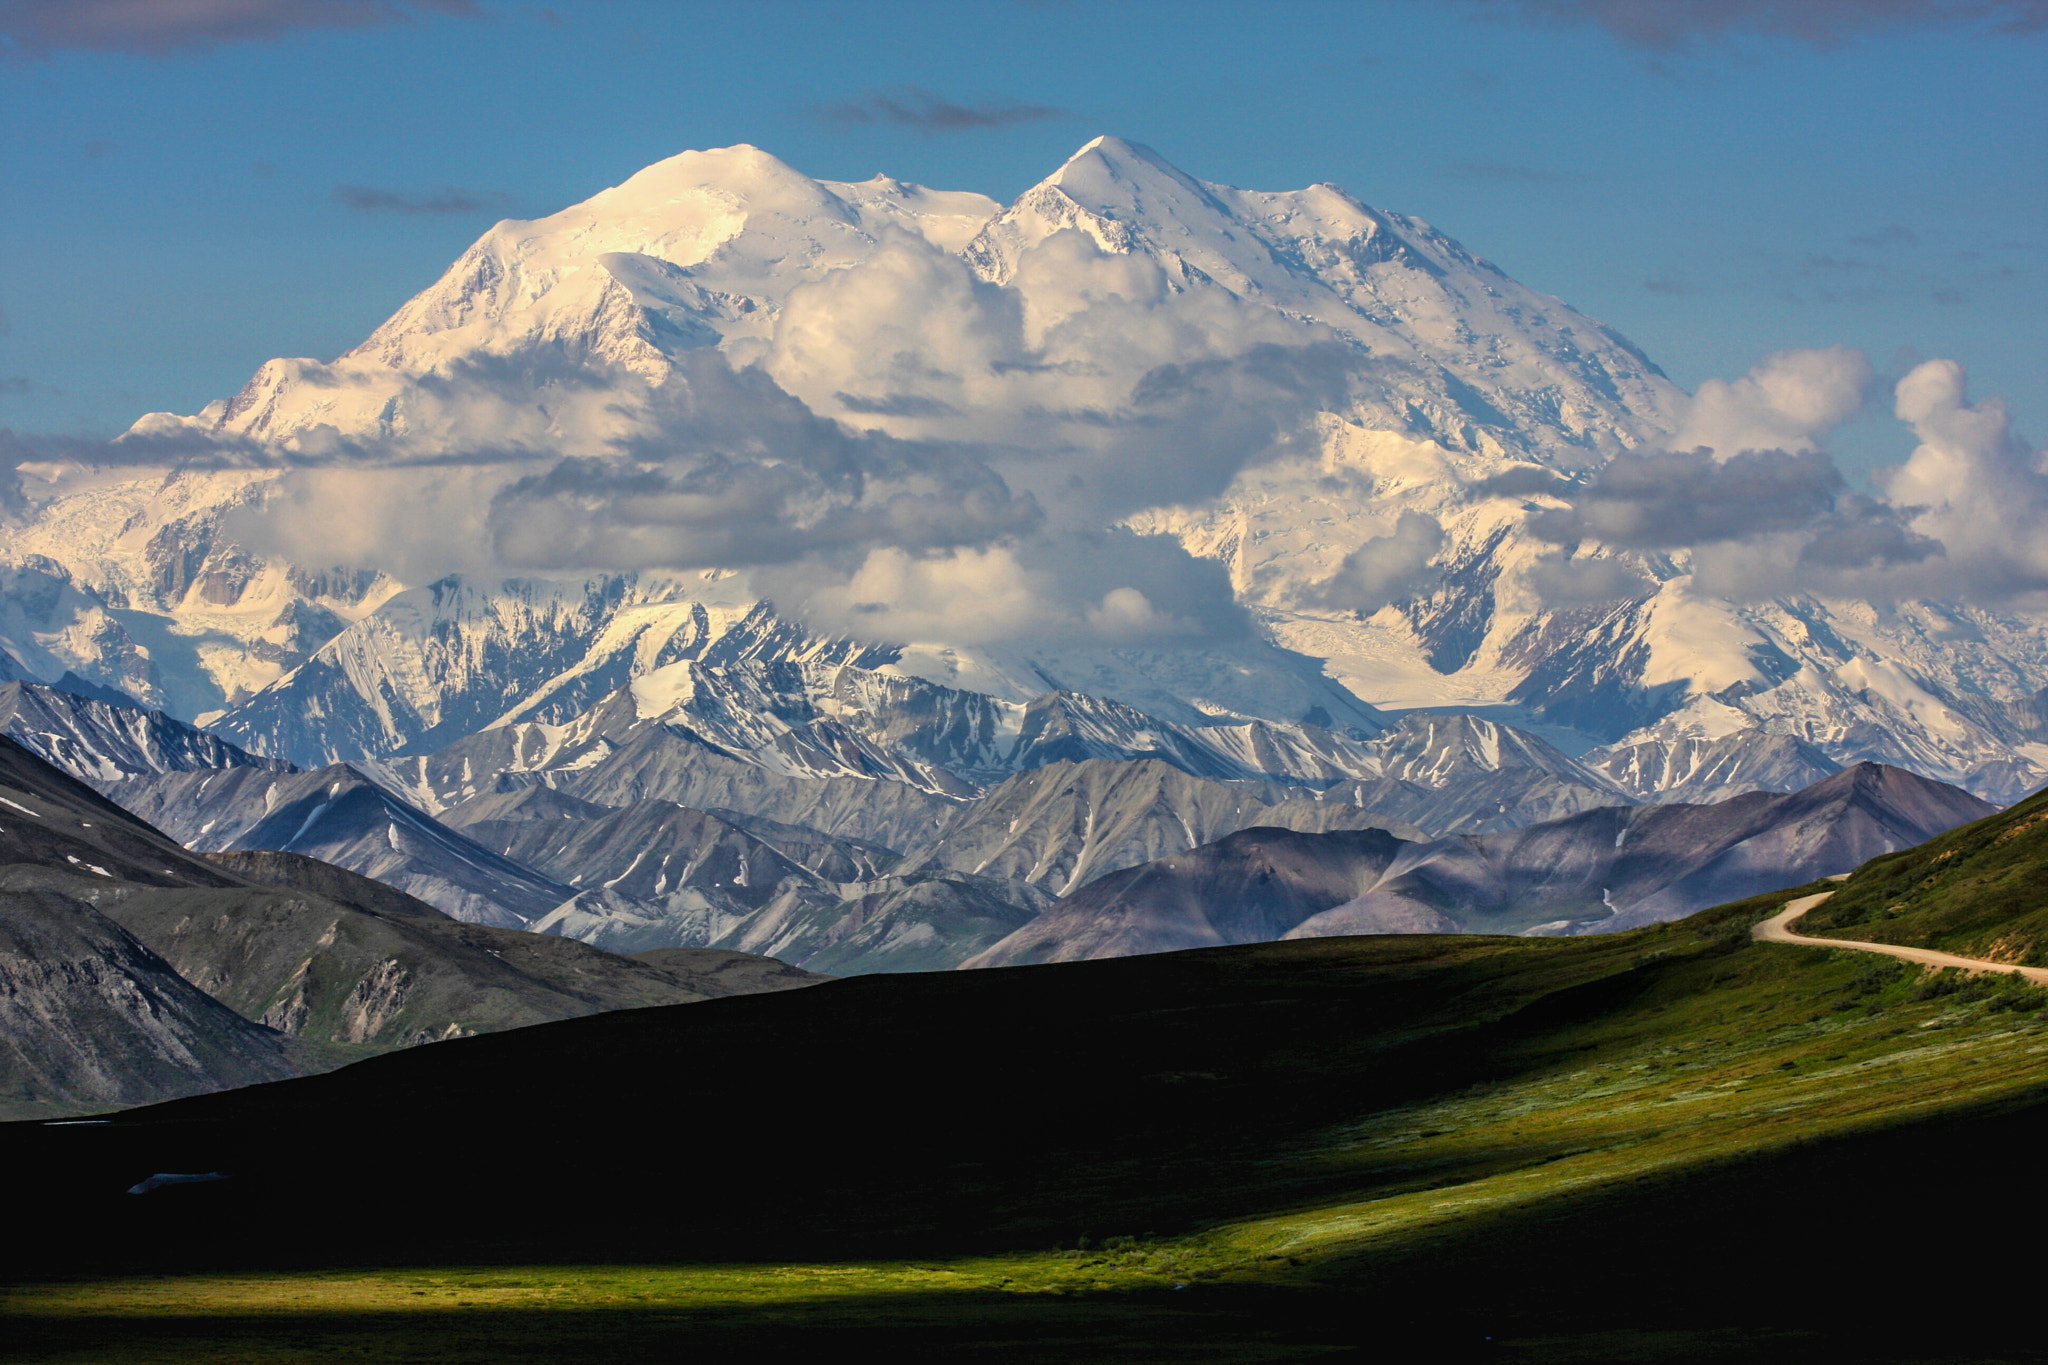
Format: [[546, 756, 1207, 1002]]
[[0, 0, 477, 57], [1522, 552, 1659, 606], [1298, 511, 1446, 616], [1669, 344, 1872, 455], [1467, 0, 2048, 49], [1502, 350, 2047, 606], [773, 529, 1249, 646], [812, 87, 1069, 133], [1880, 358, 2048, 595]]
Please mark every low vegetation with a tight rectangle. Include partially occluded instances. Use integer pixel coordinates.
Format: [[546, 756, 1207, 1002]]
[[1799, 785, 2048, 961], [8, 846, 2048, 1360]]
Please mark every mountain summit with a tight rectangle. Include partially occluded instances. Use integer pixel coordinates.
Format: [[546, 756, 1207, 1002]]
[[0, 139, 2038, 805]]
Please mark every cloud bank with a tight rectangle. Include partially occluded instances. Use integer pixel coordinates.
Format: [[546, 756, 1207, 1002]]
[[183, 228, 1341, 645], [9, 241, 2041, 643], [1506, 348, 2048, 606]]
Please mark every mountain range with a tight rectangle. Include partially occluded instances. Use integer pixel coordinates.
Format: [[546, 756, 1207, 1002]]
[[0, 730, 821, 1117], [13, 783, 2047, 1361], [0, 677, 2000, 979], [966, 761, 1995, 965], [0, 137, 2036, 815]]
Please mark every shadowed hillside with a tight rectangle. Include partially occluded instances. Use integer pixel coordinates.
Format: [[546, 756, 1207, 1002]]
[[9, 850, 2048, 1360]]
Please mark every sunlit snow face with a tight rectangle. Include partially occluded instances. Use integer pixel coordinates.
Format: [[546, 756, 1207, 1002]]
[[208, 227, 1342, 646]]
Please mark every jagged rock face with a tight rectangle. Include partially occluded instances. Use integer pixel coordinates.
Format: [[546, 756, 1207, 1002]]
[[713, 873, 1052, 975], [0, 681, 289, 790], [465, 800, 818, 909], [1583, 724, 1843, 805], [898, 759, 1313, 896]]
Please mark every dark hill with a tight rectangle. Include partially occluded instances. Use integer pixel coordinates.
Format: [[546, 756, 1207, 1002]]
[[0, 877, 296, 1119], [9, 874, 2048, 1359]]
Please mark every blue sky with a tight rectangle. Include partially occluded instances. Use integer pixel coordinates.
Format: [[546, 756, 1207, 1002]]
[[1, 0, 2042, 483]]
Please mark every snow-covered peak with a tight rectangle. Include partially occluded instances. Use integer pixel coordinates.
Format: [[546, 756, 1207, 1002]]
[[196, 147, 1001, 444], [964, 137, 1683, 462], [1045, 135, 1218, 215]]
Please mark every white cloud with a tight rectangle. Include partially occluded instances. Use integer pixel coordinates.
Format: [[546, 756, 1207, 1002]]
[[1296, 511, 1446, 615], [1671, 344, 1872, 456], [1883, 358, 2048, 596]]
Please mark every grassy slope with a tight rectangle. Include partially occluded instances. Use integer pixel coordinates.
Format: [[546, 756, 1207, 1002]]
[[8, 882, 2048, 1362], [1799, 784, 2048, 962]]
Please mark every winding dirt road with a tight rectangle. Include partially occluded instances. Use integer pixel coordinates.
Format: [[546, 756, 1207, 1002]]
[[1753, 891, 2048, 983]]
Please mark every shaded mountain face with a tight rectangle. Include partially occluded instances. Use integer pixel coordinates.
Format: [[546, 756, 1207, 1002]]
[[0, 735, 824, 1114], [1586, 762, 2000, 932], [467, 800, 819, 911], [897, 758, 1345, 897], [0, 735, 293, 1115], [0, 735, 242, 891], [691, 872, 1054, 975], [964, 827, 1421, 967], [965, 763, 1996, 966], [892, 719, 1615, 905], [51, 852, 821, 1051], [104, 765, 574, 928], [0, 876, 296, 1118]]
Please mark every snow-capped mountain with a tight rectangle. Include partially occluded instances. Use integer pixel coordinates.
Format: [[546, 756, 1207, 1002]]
[[109, 764, 573, 927], [0, 137, 2038, 807], [0, 680, 288, 789]]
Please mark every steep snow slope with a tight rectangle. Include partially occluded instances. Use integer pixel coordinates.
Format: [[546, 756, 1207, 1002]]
[[193, 147, 1001, 445], [964, 137, 1682, 464]]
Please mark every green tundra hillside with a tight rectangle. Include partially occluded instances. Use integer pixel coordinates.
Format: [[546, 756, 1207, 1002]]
[[9, 811, 2048, 1362], [1798, 784, 2048, 962]]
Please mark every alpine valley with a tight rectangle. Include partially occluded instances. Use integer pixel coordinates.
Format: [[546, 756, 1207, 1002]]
[[0, 137, 2041, 981]]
